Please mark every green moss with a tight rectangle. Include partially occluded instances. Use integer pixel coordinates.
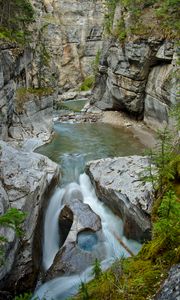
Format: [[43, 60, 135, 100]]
[[14, 292, 32, 300], [15, 87, 54, 113], [0, 0, 34, 45], [104, 0, 180, 40], [79, 76, 95, 92], [91, 50, 101, 75]]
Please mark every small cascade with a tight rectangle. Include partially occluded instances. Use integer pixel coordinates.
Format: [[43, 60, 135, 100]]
[[43, 188, 65, 271], [33, 173, 141, 300], [33, 259, 114, 300]]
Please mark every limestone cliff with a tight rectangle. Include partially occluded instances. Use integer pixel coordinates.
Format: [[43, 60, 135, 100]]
[[31, 0, 106, 92], [89, 2, 179, 128], [0, 0, 106, 142]]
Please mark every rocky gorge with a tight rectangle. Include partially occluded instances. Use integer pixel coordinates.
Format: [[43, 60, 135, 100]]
[[0, 0, 179, 299]]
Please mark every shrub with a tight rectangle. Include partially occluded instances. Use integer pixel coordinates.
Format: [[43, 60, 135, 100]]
[[79, 76, 95, 91], [92, 259, 102, 279]]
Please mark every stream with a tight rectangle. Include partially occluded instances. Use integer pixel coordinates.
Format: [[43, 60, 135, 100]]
[[34, 120, 145, 300]]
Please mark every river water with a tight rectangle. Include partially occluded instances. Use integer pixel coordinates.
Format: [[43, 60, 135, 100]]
[[37, 122, 144, 184], [34, 121, 144, 299]]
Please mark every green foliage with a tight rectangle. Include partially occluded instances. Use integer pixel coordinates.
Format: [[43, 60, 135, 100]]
[[170, 102, 180, 130], [104, 0, 180, 40], [92, 258, 102, 279], [79, 76, 95, 91], [14, 292, 32, 300], [0, 208, 26, 237], [143, 108, 180, 196], [79, 282, 89, 300], [155, 0, 180, 37], [0, 208, 26, 264], [91, 50, 101, 75], [153, 191, 180, 244], [0, 0, 34, 44], [35, 25, 51, 89], [104, 0, 118, 34], [116, 258, 163, 299], [114, 19, 127, 42], [15, 87, 54, 113]]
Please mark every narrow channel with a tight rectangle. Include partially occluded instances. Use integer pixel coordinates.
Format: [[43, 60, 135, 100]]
[[34, 120, 145, 299]]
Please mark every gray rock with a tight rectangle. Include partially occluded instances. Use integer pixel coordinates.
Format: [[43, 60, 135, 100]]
[[45, 198, 105, 280], [35, 0, 106, 92], [91, 33, 177, 123], [86, 156, 154, 242], [144, 64, 177, 128], [156, 42, 174, 61], [0, 141, 60, 294], [155, 264, 180, 300]]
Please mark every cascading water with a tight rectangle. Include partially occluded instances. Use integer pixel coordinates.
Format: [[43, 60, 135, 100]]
[[43, 188, 65, 271], [33, 173, 141, 300], [34, 121, 144, 299]]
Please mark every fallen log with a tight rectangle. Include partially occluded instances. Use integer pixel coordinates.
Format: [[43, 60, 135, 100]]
[[111, 230, 135, 257]]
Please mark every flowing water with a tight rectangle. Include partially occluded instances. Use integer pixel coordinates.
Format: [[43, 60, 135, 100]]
[[34, 121, 145, 299], [37, 122, 144, 184]]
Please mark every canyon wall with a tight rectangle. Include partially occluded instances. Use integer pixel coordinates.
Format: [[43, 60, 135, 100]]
[[0, 0, 106, 142], [0, 43, 56, 143], [31, 0, 106, 92], [90, 3, 178, 128]]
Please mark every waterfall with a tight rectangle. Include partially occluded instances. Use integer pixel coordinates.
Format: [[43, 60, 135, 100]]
[[34, 173, 141, 300], [43, 188, 65, 271]]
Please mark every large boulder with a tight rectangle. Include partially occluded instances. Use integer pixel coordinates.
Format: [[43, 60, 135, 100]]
[[86, 156, 154, 242], [45, 197, 105, 281], [0, 141, 60, 295]]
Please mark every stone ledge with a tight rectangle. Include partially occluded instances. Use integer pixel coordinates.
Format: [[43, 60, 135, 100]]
[[85, 155, 154, 242]]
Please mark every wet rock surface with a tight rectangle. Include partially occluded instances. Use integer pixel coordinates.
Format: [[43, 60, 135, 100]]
[[86, 156, 154, 242], [45, 197, 104, 281], [0, 141, 60, 294], [155, 264, 180, 300]]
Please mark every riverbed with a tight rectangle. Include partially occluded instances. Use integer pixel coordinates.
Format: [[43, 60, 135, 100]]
[[34, 120, 145, 299]]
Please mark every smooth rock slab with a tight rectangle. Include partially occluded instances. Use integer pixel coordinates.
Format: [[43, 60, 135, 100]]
[[86, 156, 154, 242]]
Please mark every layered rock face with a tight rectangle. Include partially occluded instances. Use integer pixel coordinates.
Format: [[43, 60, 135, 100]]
[[0, 38, 57, 143], [0, 141, 60, 294], [90, 3, 178, 128], [91, 38, 177, 125], [0, 45, 31, 140], [32, 0, 105, 93], [86, 156, 154, 242]]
